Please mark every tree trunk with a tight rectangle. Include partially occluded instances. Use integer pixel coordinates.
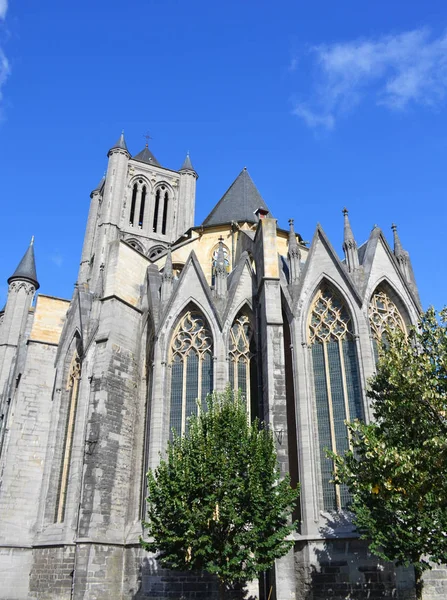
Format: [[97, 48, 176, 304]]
[[414, 565, 423, 600], [219, 580, 226, 600]]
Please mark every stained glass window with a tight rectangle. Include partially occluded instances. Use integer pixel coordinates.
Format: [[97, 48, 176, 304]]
[[309, 285, 363, 511], [169, 311, 213, 439], [229, 313, 256, 419], [369, 289, 406, 362]]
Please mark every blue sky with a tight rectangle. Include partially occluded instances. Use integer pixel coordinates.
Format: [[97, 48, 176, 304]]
[[0, 0, 446, 310]]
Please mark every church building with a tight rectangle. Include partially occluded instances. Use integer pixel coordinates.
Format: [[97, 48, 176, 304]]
[[0, 133, 442, 599]]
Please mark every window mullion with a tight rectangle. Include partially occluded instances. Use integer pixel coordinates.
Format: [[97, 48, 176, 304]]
[[197, 354, 202, 414], [322, 341, 341, 509], [338, 338, 352, 449], [181, 355, 188, 435]]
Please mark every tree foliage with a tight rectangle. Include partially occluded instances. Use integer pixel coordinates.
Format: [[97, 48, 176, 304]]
[[331, 308, 447, 595], [141, 389, 298, 590]]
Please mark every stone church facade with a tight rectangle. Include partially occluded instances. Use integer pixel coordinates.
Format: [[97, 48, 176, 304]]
[[0, 133, 444, 599]]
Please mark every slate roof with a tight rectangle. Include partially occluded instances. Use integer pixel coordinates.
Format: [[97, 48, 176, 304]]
[[8, 240, 39, 289], [109, 132, 129, 153], [180, 153, 195, 172], [202, 167, 271, 226], [132, 146, 161, 167]]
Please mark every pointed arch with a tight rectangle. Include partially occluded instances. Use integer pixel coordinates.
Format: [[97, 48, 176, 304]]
[[308, 281, 363, 511], [368, 280, 409, 362], [228, 305, 258, 419], [168, 305, 214, 439]]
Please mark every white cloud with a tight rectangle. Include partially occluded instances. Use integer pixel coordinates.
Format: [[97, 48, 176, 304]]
[[0, 1, 7, 21], [293, 28, 447, 129]]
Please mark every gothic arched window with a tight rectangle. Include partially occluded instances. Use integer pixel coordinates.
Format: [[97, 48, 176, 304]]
[[130, 183, 138, 226], [161, 190, 169, 235], [229, 312, 257, 419], [369, 287, 406, 362], [309, 285, 363, 511], [211, 244, 230, 287], [56, 351, 81, 522], [153, 189, 161, 233], [169, 311, 213, 439], [139, 185, 146, 227]]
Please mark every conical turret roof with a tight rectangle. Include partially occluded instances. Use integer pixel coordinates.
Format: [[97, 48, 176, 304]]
[[132, 146, 160, 167], [109, 131, 129, 154], [202, 167, 271, 227], [179, 152, 195, 172], [8, 239, 39, 289]]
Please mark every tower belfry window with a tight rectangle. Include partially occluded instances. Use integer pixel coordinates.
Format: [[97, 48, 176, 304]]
[[309, 285, 363, 511], [169, 311, 213, 439], [139, 185, 146, 228], [130, 183, 138, 226], [162, 191, 169, 235], [153, 189, 160, 232]]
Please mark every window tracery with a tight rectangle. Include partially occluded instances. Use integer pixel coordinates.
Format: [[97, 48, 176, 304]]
[[229, 313, 256, 418], [309, 285, 363, 511], [169, 311, 213, 439], [369, 289, 406, 341]]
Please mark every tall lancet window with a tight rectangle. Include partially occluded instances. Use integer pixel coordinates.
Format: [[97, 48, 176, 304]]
[[369, 288, 406, 363], [55, 351, 81, 522], [129, 183, 138, 226], [169, 310, 213, 439], [309, 284, 363, 511], [229, 312, 257, 420]]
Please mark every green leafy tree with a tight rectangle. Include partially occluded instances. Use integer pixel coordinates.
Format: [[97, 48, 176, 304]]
[[331, 308, 447, 599], [141, 389, 298, 598]]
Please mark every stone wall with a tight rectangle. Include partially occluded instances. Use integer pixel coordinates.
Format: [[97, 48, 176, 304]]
[[295, 539, 416, 600], [29, 545, 75, 600]]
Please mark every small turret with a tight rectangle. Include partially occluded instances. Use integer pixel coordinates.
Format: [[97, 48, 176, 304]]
[[8, 237, 39, 290], [287, 219, 301, 285], [391, 223, 411, 282], [177, 152, 198, 238], [214, 237, 228, 299], [0, 239, 39, 389], [342, 208, 359, 272], [108, 131, 130, 157], [179, 152, 196, 173], [161, 246, 174, 304]]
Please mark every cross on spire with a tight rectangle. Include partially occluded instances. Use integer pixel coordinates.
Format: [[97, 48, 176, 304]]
[[143, 131, 152, 148]]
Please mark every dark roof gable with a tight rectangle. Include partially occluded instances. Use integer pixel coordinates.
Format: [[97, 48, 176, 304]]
[[202, 168, 271, 227]]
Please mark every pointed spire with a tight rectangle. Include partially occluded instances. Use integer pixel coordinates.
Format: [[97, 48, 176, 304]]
[[8, 238, 39, 289], [179, 152, 196, 173], [161, 246, 174, 304], [342, 208, 359, 272], [391, 223, 411, 281], [214, 237, 228, 298], [287, 219, 301, 285], [108, 130, 130, 156]]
